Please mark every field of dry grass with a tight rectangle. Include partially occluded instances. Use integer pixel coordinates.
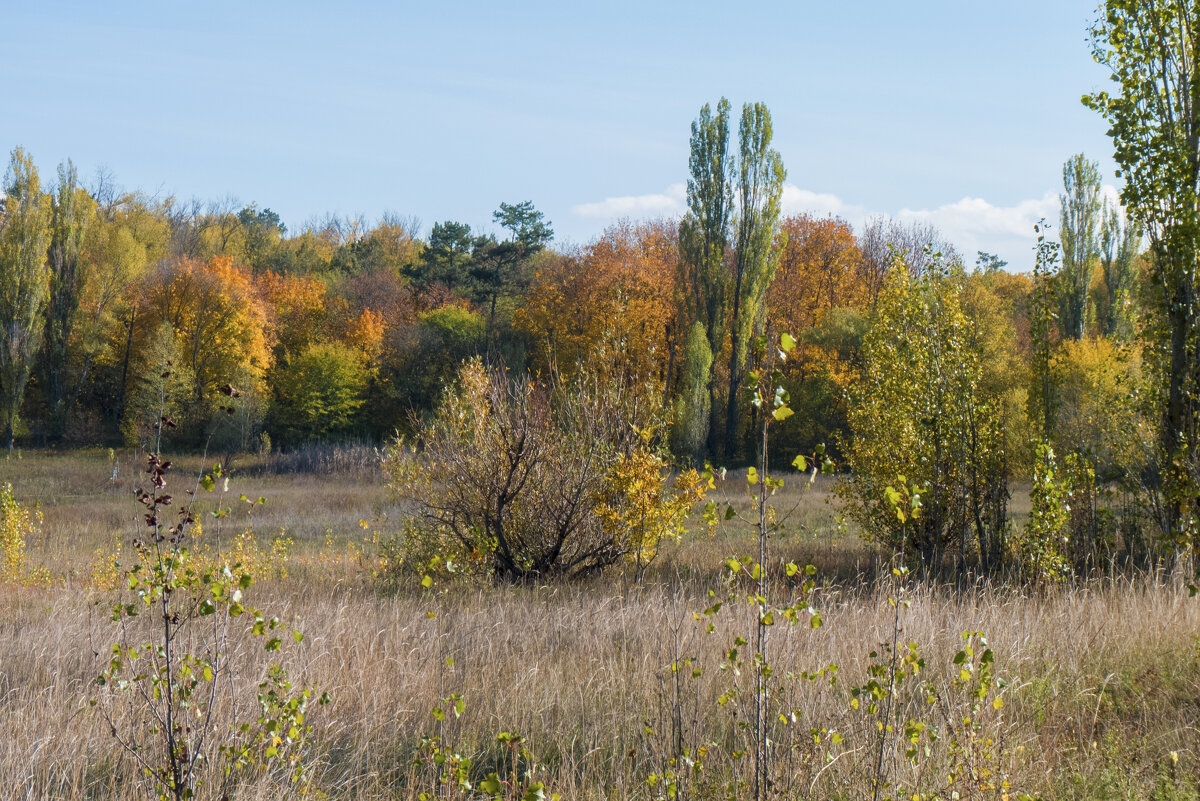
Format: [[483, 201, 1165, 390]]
[[0, 450, 1197, 800]]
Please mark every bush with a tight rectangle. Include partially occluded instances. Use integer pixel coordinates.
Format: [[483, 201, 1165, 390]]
[[386, 357, 702, 582], [0, 482, 40, 583], [840, 255, 1009, 573]]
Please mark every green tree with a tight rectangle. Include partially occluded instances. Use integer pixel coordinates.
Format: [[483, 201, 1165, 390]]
[[471, 201, 553, 342], [271, 342, 369, 441], [671, 321, 713, 465], [0, 147, 53, 449], [1099, 199, 1140, 340], [841, 254, 1007, 573], [408, 220, 476, 297], [1085, 1, 1200, 546], [1029, 222, 1061, 443], [1058, 154, 1102, 340], [42, 160, 97, 440], [678, 98, 733, 459], [724, 102, 786, 460]]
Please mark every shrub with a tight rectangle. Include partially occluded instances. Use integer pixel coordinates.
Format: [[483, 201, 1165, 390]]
[[840, 255, 1009, 573], [386, 357, 700, 581], [0, 481, 39, 583]]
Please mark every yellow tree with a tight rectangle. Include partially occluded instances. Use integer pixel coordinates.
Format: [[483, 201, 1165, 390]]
[[129, 256, 272, 438]]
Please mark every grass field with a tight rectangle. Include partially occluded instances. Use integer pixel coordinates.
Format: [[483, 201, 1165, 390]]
[[0, 450, 1197, 800]]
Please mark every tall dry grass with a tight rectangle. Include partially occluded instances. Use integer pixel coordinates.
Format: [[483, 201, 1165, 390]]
[[0, 452, 1196, 800]]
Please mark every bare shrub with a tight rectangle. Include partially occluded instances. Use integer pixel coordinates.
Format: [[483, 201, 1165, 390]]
[[386, 357, 696, 581]]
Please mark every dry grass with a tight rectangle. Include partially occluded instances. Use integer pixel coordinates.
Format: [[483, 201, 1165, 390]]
[[0, 451, 1197, 800]]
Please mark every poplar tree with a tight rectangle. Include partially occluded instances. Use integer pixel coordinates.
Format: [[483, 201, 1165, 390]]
[[1086, 0, 1200, 543], [43, 160, 96, 439], [725, 103, 786, 459], [678, 98, 733, 458], [1099, 200, 1140, 340], [1058, 154, 1102, 340], [0, 147, 52, 449]]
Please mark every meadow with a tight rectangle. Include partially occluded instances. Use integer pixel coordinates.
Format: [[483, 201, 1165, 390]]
[[0, 449, 1196, 800]]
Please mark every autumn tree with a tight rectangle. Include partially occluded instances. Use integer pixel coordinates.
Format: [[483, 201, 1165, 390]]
[[0, 147, 53, 449], [766, 215, 870, 459], [1058, 154, 1103, 340], [517, 219, 679, 381], [724, 102, 786, 459], [128, 257, 271, 441], [1086, 1, 1200, 546], [270, 342, 370, 441]]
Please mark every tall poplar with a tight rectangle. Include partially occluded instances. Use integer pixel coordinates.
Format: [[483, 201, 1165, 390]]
[[725, 103, 786, 459], [43, 159, 96, 439], [678, 98, 733, 457], [1086, 0, 1200, 542], [1058, 154, 1102, 340], [0, 147, 52, 449]]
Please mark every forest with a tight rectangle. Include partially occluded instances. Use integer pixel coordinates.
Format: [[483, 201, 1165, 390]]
[[1, 3, 1199, 801]]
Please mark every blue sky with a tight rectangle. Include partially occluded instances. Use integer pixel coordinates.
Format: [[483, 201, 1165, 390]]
[[2, 1, 1115, 269]]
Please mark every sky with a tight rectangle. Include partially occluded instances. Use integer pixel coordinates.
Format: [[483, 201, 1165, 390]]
[[1, 1, 1118, 270]]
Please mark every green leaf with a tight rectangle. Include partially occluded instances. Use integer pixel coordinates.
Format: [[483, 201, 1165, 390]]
[[200, 474, 215, 492], [772, 406, 794, 421], [780, 332, 797, 352], [792, 454, 807, 471], [746, 467, 758, 485]]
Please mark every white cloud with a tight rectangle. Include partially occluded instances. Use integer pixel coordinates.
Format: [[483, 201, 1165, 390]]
[[780, 184, 870, 221], [571, 182, 1127, 271], [895, 184, 1122, 269], [571, 183, 686, 218]]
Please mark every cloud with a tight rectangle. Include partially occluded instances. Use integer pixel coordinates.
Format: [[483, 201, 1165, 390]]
[[571, 182, 1127, 271], [895, 185, 1122, 269], [571, 183, 686, 218], [780, 185, 870, 221]]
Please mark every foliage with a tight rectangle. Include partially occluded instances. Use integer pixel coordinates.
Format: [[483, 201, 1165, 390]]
[[0, 481, 44, 585], [1086, 0, 1200, 554], [841, 254, 1008, 572], [93, 454, 325, 801], [0, 146, 53, 448], [1014, 443, 1072, 584], [723, 102, 787, 460], [1059, 154, 1103, 340], [594, 427, 708, 580], [517, 219, 678, 380], [678, 98, 734, 458], [271, 342, 370, 441], [385, 354, 692, 582], [671, 321, 713, 465]]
